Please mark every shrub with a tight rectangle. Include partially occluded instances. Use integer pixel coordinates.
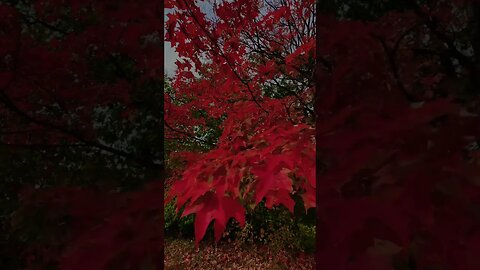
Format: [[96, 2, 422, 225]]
[[164, 199, 195, 238], [297, 223, 315, 253], [166, 198, 316, 253], [225, 202, 315, 253]]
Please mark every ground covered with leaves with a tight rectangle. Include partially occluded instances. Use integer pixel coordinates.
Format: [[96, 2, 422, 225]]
[[164, 238, 314, 270]]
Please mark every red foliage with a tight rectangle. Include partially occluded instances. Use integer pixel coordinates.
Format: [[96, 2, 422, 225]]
[[165, 0, 315, 245]]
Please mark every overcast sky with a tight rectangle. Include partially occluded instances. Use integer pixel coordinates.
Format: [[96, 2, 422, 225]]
[[164, 43, 178, 77], [164, 8, 179, 77], [164, 2, 216, 77]]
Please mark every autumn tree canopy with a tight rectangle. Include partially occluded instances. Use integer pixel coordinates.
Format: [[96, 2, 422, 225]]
[[164, 0, 316, 244]]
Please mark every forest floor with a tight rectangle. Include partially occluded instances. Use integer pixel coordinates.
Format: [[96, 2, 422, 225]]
[[164, 238, 315, 270]]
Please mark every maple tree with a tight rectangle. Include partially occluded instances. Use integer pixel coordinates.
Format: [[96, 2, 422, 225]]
[[315, 0, 480, 269], [164, 0, 316, 245]]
